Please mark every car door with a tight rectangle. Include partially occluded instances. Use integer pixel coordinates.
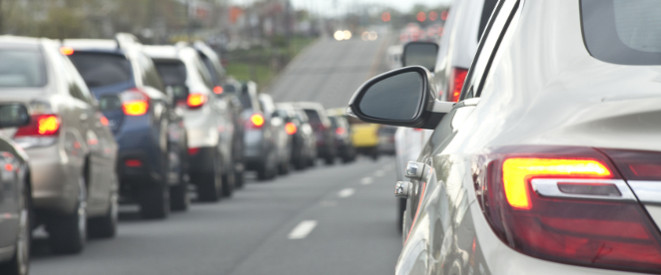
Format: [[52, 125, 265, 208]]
[[397, 0, 522, 274], [60, 54, 111, 213]]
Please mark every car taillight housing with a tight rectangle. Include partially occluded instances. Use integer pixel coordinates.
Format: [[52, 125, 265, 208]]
[[476, 146, 661, 273], [14, 114, 61, 137], [285, 122, 297, 135], [187, 93, 207, 109], [121, 89, 149, 116], [335, 127, 346, 136], [248, 113, 265, 129], [448, 67, 468, 102]]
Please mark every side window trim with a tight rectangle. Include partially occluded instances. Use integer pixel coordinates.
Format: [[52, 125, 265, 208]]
[[460, 0, 520, 101]]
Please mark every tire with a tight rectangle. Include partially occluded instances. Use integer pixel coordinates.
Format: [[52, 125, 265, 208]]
[[221, 168, 234, 198], [234, 169, 245, 189], [324, 155, 335, 165], [47, 175, 86, 254], [88, 193, 118, 238], [196, 155, 222, 202], [139, 182, 170, 219], [0, 180, 30, 275], [257, 160, 269, 181], [278, 160, 290, 175], [170, 181, 189, 212]]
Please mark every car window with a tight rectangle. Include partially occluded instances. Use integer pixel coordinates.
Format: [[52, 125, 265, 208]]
[[62, 55, 95, 104], [0, 48, 47, 88], [138, 53, 164, 91], [581, 0, 661, 65], [69, 52, 132, 89], [304, 109, 322, 126], [199, 54, 220, 85], [461, 0, 519, 100], [153, 60, 188, 86], [478, 0, 499, 41]]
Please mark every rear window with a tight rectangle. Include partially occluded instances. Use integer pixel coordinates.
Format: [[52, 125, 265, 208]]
[[0, 48, 47, 88], [153, 60, 187, 86], [304, 110, 322, 126], [581, 0, 661, 65], [69, 52, 132, 88]]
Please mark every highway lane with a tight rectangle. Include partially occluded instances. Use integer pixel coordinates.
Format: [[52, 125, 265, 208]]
[[268, 36, 391, 108], [31, 158, 401, 275]]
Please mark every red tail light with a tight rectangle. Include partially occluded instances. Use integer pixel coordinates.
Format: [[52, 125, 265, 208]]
[[213, 86, 224, 95], [60, 46, 74, 56], [14, 114, 61, 137], [249, 113, 265, 128], [121, 89, 149, 116], [448, 67, 468, 102], [285, 122, 297, 135], [188, 148, 199, 155], [124, 159, 142, 168], [476, 146, 661, 273], [335, 127, 346, 136], [187, 93, 207, 109]]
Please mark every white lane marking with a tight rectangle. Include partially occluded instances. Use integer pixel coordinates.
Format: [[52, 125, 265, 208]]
[[288, 220, 318, 240], [374, 170, 385, 177], [338, 188, 355, 198], [361, 177, 374, 185]]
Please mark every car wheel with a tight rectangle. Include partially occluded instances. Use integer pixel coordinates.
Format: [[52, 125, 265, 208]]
[[278, 160, 290, 175], [88, 192, 118, 238], [196, 154, 222, 202], [221, 167, 234, 198], [324, 155, 335, 165], [170, 181, 189, 211], [0, 179, 30, 275], [47, 174, 86, 254], [139, 181, 170, 219]]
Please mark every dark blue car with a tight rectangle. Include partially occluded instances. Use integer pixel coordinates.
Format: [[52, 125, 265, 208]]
[[64, 34, 189, 219]]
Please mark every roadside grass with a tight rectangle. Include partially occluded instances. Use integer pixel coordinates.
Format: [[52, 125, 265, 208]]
[[225, 36, 317, 89]]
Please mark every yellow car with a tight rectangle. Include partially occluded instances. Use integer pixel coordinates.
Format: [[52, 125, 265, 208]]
[[349, 120, 380, 159]]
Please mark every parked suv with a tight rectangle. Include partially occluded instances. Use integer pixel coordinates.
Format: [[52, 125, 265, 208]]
[[292, 102, 336, 165], [144, 44, 236, 201], [64, 34, 188, 218], [0, 36, 119, 254]]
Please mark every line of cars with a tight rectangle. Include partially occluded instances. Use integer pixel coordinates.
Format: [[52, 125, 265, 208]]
[[350, 0, 661, 274], [0, 32, 367, 275]]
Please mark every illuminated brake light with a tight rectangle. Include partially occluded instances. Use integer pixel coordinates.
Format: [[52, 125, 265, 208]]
[[335, 127, 345, 135], [188, 148, 200, 155], [213, 86, 224, 95], [14, 114, 61, 137], [121, 89, 149, 116], [250, 114, 265, 128], [285, 122, 297, 135], [60, 46, 74, 56], [478, 146, 661, 273], [125, 159, 142, 168], [448, 67, 468, 102], [187, 93, 207, 108], [100, 115, 109, 127], [502, 158, 612, 209]]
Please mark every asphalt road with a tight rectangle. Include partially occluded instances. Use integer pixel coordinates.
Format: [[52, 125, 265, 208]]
[[268, 36, 390, 108], [31, 36, 401, 275]]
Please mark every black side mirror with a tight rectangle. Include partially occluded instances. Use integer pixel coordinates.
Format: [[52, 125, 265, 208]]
[[402, 42, 439, 71], [166, 85, 190, 104], [348, 66, 437, 128], [0, 104, 30, 128]]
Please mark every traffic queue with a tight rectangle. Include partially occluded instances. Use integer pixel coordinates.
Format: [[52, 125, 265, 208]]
[[0, 33, 380, 274]]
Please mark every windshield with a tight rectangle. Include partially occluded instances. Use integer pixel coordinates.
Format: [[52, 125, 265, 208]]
[[581, 0, 661, 65], [0, 48, 47, 88], [69, 52, 133, 88]]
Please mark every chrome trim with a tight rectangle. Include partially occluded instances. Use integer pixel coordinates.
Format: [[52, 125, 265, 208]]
[[628, 180, 661, 205], [395, 181, 413, 198], [531, 179, 636, 201], [405, 161, 424, 179]]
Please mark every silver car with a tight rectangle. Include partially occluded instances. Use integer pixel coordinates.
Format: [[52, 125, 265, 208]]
[[144, 45, 236, 201], [349, 0, 661, 274], [0, 36, 119, 254]]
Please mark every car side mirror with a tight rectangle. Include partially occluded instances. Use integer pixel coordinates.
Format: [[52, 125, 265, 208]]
[[402, 42, 439, 71], [166, 85, 190, 104], [347, 66, 452, 129], [0, 104, 30, 129]]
